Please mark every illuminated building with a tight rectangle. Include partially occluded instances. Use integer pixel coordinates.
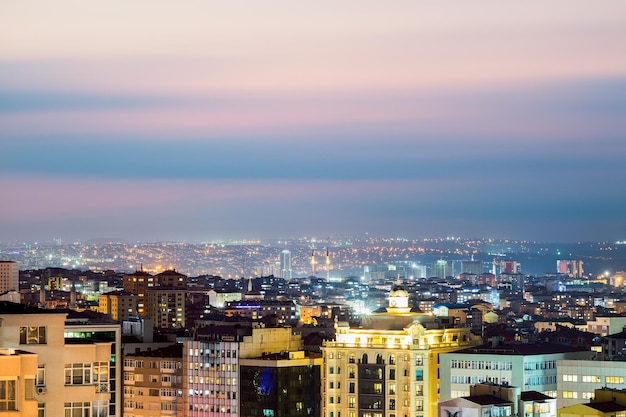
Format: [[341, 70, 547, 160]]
[[223, 300, 298, 324], [0, 302, 121, 417], [0, 261, 19, 293], [440, 342, 594, 401], [439, 383, 556, 417], [123, 344, 184, 416], [123, 270, 155, 317], [557, 260, 584, 279], [433, 260, 454, 279], [187, 324, 304, 416], [461, 260, 483, 276], [97, 291, 138, 322], [146, 287, 186, 329], [321, 287, 478, 417], [557, 388, 626, 417], [557, 360, 626, 408], [154, 269, 187, 288], [280, 250, 292, 280], [123, 324, 307, 417], [240, 351, 323, 417]]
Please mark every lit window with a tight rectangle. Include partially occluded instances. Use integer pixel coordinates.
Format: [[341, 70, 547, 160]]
[[0, 379, 17, 410], [19, 326, 46, 344]]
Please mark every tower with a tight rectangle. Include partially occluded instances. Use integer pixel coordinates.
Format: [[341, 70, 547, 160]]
[[280, 250, 292, 280], [326, 246, 331, 281]]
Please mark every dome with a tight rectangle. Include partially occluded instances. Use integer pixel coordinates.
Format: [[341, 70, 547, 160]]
[[389, 287, 408, 298]]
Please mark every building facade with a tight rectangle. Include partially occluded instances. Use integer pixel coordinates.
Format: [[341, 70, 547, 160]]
[[0, 347, 39, 416], [0, 302, 120, 417], [440, 343, 595, 401], [98, 291, 139, 322], [557, 360, 626, 408], [0, 261, 19, 293], [322, 288, 478, 417]]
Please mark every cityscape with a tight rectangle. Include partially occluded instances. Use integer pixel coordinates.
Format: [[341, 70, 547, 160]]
[[2, 1, 626, 417]]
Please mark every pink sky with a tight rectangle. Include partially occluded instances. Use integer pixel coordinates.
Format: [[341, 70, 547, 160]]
[[1, 1, 626, 242]]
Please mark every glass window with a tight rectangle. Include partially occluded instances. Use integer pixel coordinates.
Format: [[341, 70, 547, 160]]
[[20, 326, 47, 344], [36, 364, 46, 386], [64, 363, 91, 385], [0, 379, 17, 411]]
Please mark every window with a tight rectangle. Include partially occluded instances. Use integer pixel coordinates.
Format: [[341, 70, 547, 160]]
[[349, 397, 356, 408], [563, 391, 578, 399], [349, 382, 355, 393], [562, 374, 577, 382], [92, 400, 108, 417], [65, 363, 91, 385], [607, 376, 625, 384], [64, 401, 91, 417], [36, 364, 46, 386], [415, 370, 423, 381], [582, 375, 601, 383], [20, 326, 47, 344], [0, 379, 16, 411], [93, 361, 109, 392], [38, 402, 45, 417]]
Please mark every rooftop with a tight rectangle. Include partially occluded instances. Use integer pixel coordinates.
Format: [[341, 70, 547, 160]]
[[454, 342, 588, 356], [464, 395, 512, 406], [586, 402, 626, 413]]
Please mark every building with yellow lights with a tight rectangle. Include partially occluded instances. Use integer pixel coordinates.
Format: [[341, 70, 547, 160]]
[[97, 291, 138, 322], [321, 287, 479, 417]]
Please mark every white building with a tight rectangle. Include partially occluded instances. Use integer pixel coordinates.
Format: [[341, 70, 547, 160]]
[[440, 342, 594, 401], [557, 359, 626, 408]]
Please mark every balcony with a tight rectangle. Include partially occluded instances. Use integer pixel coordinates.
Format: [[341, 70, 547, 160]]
[[96, 383, 109, 393]]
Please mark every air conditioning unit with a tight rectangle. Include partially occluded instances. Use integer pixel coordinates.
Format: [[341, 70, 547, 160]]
[[36, 386, 47, 395]]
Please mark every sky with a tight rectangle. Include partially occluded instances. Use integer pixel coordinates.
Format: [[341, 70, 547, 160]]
[[1, 1, 626, 243]]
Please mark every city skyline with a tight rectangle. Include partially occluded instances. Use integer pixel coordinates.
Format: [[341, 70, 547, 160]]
[[2, 1, 626, 243]]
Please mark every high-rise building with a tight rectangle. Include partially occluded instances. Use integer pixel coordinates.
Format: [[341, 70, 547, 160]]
[[146, 287, 186, 328], [0, 261, 19, 293], [280, 250, 292, 280], [557, 260, 584, 279], [123, 270, 155, 317], [433, 259, 454, 278], [322, 287, 478, 417], [461, 260, 483, 275]]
